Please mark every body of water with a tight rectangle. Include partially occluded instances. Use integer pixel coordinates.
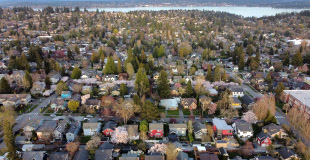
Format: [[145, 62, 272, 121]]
[[86, 6, 309, 17]]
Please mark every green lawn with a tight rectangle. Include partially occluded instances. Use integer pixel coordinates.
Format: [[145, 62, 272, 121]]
[[80, 136, 91, 144], [167, 110, 179, 115], [183, 109, 200, 115]]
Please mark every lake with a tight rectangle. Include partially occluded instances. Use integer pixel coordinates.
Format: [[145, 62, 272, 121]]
[[86, 6, 310, 17]]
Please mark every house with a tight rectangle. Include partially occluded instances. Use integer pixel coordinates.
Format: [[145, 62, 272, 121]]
[[124, 125, 139, 140], [50, 73, 61, 84], [49, 152, 69, 160], [82, 86, 92, 94], [23, 120, 41, 140], [181, 98, 197, 110], [66, 121, 81, 142], [149, 123, 164, 138], [193, 121, 207, 139], [262, 123, 288, 139], [232, 120, 253, 138], [36, 121, 57, 142], [169, 123, 187, 136], [199, 153, 219, 160], [50, 98, 67, 111], [207, 88, 218, 96], [212, 118, 233, 139], [22, 144, 45, 152], [83, 123, 101, 136], [102, 121, 117, 136], [0, 94, 31, 107], [53, 120, 68, 141], [145, 154, 165, 160], [256, 132, 271, 147], [95, 149, 113, 160], [73, 148, 89, 160], [279, 72, 288, 79], [85, 99, 100, 110], [30, 82, 46, 95], [232, 97, 242, 109], [159, 99, 178, 110], [22, 151, 47, 160], [104, 75, 116, 82], [252, 156, 277, 160], [277, 147, 299, 160], [119, 153, 139, 160], [61, 91, 72, 99], [242, 95, 255, 109], [229, 86, 244, 97]]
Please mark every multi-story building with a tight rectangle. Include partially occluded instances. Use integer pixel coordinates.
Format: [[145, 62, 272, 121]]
[[282, 90, 310, 118]]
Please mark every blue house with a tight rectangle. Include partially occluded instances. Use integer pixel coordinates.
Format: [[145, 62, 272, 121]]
[[61, 91, 72, 99]]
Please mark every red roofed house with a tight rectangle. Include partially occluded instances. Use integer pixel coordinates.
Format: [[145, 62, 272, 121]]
[[149, 123, 164, 138]]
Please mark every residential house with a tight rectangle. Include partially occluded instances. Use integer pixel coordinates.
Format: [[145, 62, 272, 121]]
[[49, 152, 69, 160], [124, 125, 139, 141], [66, 121, 81, 142], [262, 123, 288, 139], [85, 99, 100, 110], [22, 151, 47, 160], [102, 121, 117, 136], [229, 86, 244, 97], [119, 153, 139, 160], [256, 132, 271, 147], [145, 154, 165, 160], [208, 88, 218, 96], [193, 121, 207, 139], [242, 95, 255, 109], [169, 123, 187, 136], [23, 120, 41, 140], [212, 118, 233, 139], [279, 72, 288, 79], [50, 73, 61, 84], [103, 75, 116, 82], [95, 149, 113, 160], [149, 123, 164, 138], [30, 82, 46, 95], [232, 120, 253, 138], [252, 156, 277, 160], [83, 123, 101, 136], [82, 86, 92, 94], [73, 148, 89, 160], [53, 120, 68, 141], [159, 99, 178, 110], [36, 121, 57, 142], [61, 91, 72, 99], [277, 147, 299, 160], [51, 98, 67, 111], [181, 98, 197, 110], [199, 153, 219, 160], [232, 97, 242, 109], [0, 94, 31, 107]]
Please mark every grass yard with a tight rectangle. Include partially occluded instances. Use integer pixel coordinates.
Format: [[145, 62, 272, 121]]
[[183, 109, 200, 115], [167, 110, 179, 115], [80, 136, 91, 144]]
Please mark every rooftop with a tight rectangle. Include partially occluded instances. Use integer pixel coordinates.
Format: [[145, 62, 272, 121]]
[[284, 90, 310, 107]]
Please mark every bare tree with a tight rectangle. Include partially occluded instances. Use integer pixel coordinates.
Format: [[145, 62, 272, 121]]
[[66, 142, 80, 158], [112, 99, 135, 124], [253, 95, 275, 120], [165, 143, 179, 160]]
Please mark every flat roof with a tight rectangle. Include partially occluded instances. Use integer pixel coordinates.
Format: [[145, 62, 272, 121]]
[[284, 90, 310, 107]]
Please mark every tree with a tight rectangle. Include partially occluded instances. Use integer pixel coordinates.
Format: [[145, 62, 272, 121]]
[[0, 107, 17, 160], [275, 82, 285, 100], [23, 71, 33, 91], [0, 77, 12, 94], [90, 52, 99, 63], [86, 135, 101, 154], [117, 58, 122, 73], [68, 100, 80, 112], [165, 143, 179, 160], [253, 95, 276, 121], [66, 142, 80, 158], [45, 76, 52, 89], [178, 42, 192, 58], [241, 110, 258, 123], [213, 65, 221, 81], [240, 141, 254, 157], [111, 127, 129, 144], [113, 99, 135, 124], [157, 70, 170, 98], [186, 80, 193, 96], [139, 120, 148, 140], [239, 52, 245, 70], [246, 45, 254, 55], [295, 141, 310, 160], [291, 51, 303, 67], [194, 77, 206, 96], [126, 63, 135, 79], [206, 64, 212, 81], [200, 97, 212, 113], [208, 103, 217, 115], [222, 70, 228, 81], [104, 56, 116, 74], [148, 143, 166, 154], [135, 67, 150, 97], [120, 83, 128, 97], [140, 101, 159, 122], [71, 66, 81, 79], [56, 80, 68, 95]]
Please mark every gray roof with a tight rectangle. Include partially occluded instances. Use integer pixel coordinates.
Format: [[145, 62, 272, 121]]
[[262, 123, 282, 136], [212, 118, 233, 130], [277, 147, 297, 159], [145, 154, 165, 160], [149, 123, 164, 130], [95, 149, 113, 160], [22, 151, 46, 160], [49, 152, 69, 160], [234, 120, 253, 132], [230, 86, 243, 92], [73, 149, 89, 160], [36, 121, 57, 133], [83, 123, 101, 130], [193, 121, 206, 132]]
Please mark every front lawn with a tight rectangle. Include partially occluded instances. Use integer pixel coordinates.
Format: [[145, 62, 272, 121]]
[[167, 110, 179, 115], [80, 136, 91, 144], [183, 109, 200, 115]]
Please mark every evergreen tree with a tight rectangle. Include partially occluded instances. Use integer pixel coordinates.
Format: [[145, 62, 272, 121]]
[[91, 52, 99, 63], [23, 71, 33, 91], [67, 48, 74, 60], [186, 80, 193, 97], [206, 64, 212, 82], [104, 56, 116, 74], [141, 101, 159, 122], [71, 66, 81, 79], [291, 51, 303, 67], [238, 52, 245, 70], [222, 70, 227, 81], [275, 82, 285, 100], [0, 78, 12, 94], [117, 58, 122, 73], [120, 83, 128, 97], [214, 65, 221, 82], [157, 70, 170, 98], [283, 52, 290, 66], [45, 76, 52, 89], [56, 80, 68, 95], [135, 67, 150, 97], [126, 63, 135, 79], [255, 51, 260, 63]]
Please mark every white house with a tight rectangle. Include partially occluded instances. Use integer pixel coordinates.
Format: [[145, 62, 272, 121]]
[[232, 120, 253, 139], [230, 86, 244, 97], [159, 99, 178, 110], [169, 123, 187, 136], [83, 123, 101, 136]]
